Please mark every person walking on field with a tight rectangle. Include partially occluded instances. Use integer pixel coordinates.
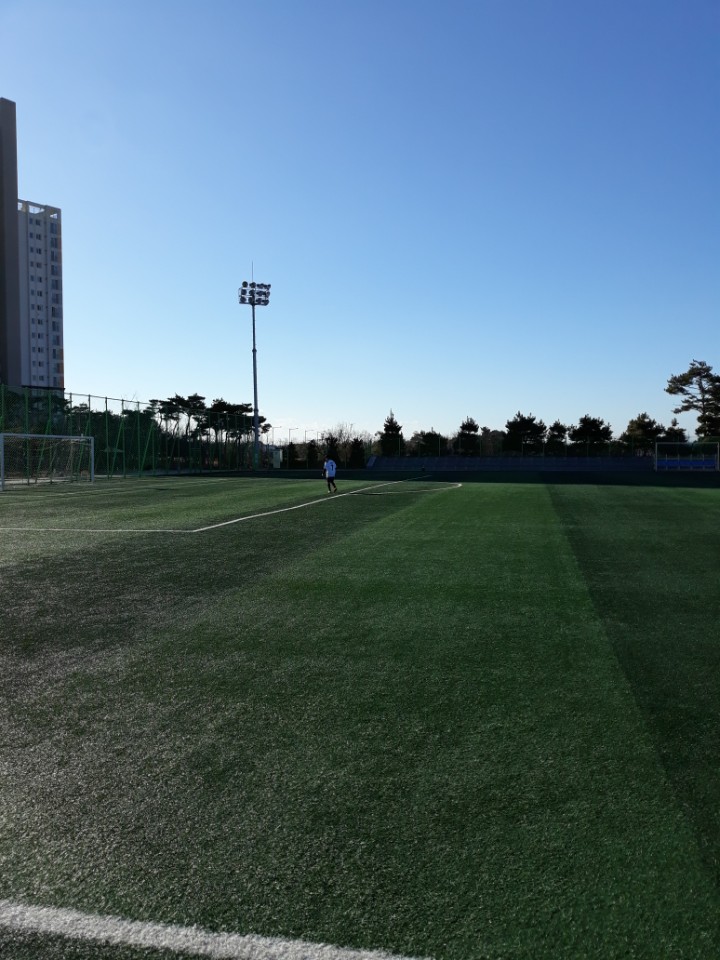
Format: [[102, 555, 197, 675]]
[[323, 455, 338, 493]]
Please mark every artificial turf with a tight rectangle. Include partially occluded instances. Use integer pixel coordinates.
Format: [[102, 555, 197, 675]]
[[0, 476, 718, 959]]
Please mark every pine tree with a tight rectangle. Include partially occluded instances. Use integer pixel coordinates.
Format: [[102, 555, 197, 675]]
[[665, 360, 720, 437], [378, 410, 404, 456]]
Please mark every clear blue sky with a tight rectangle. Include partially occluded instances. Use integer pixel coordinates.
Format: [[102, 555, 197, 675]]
[[2, 0, 717, 442]]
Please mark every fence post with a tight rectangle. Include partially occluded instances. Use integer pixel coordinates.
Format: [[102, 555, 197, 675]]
[[104, 398, 110, 479]]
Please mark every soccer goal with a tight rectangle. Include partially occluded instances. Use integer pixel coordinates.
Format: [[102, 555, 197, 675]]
[[654, 441, 720, 472], [0, 433, 95, 491]]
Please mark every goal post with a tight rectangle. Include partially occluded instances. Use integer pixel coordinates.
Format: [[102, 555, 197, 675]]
[[654, 441, 720, 472], [0, 433, 95, 491]]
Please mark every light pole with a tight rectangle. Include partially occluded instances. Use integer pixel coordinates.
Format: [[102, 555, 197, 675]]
[[238, 279, 271, 468], [288, 427, 297, 468]]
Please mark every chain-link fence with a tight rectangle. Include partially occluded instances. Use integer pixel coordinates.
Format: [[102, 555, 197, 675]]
[[0, 386, 265, 476], [0, 384, 672, 477]]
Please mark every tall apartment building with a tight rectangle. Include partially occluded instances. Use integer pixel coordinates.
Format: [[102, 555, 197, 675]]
[[17, 201, 64, 388], [0, 97, 64, 390], [0, 97, 21, 386]]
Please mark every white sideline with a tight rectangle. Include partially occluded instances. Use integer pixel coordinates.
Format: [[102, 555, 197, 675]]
[[0, 478, 459, 535], [192, 490, 354, 531], [0, 899, 430, 960], [191, 479, 444, 532]]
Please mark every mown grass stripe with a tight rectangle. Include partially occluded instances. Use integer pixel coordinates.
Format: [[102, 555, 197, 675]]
[[547, 483, 720, 885]]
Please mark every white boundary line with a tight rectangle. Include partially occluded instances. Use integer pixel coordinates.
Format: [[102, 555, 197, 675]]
[[0, 478, 460, 535], [0, 899, 430, 960], [191, 490, 353, 532]]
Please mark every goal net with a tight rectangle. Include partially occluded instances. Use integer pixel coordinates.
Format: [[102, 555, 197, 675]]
[[0, 433, 95, 491], [654, 441, 720, 472]]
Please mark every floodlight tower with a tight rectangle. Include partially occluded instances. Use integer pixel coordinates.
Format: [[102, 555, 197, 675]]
[[238, 279, 271, 468]]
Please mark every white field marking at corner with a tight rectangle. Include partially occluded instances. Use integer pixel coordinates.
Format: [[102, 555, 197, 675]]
[[0, 478, 460, 535], [0, 899, 431, 960]]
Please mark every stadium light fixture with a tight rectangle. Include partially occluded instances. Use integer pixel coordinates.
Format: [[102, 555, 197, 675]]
[[238, 279, 272, 468]]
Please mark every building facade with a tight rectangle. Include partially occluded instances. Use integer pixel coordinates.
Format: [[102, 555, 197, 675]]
[[0, 97, 21, 387], [0, 97, 64, 390], [17, 201, 64, 389]]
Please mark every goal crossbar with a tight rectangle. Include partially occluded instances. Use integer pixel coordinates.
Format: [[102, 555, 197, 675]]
[[0, 433, 95, 491]]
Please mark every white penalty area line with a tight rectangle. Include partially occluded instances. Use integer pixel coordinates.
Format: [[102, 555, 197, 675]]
[[0, 478, 460, 535], [0, 899, 430, 960], [191, 478, 451, 532], [191, 490, 354, 532]]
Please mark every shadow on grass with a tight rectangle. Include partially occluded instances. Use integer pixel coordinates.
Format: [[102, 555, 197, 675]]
[[549, 484, 720, 893]]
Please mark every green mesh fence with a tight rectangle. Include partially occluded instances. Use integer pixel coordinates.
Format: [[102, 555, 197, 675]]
[[0, 386, 263, 477], [0, 384, 665, 476]]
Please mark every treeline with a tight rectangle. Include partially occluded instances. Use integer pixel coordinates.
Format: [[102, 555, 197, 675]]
[[377, 411, 688, 458], [126, 358, 720, 465], [146, 394, 269, 439], [376, 359, 720, 458], [1, 359, 716, 471]]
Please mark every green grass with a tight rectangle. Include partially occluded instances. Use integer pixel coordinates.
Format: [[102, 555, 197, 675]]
[[0, 476, 719, 958]]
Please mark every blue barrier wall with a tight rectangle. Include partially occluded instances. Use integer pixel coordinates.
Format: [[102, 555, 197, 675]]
[[369, 456, 656, 473]]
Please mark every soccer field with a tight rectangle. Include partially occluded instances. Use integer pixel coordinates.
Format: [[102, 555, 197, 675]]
[[1, 476, 719, 959]]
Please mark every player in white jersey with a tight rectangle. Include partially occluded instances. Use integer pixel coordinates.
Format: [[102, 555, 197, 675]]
[[323, 456, 338, 492]]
